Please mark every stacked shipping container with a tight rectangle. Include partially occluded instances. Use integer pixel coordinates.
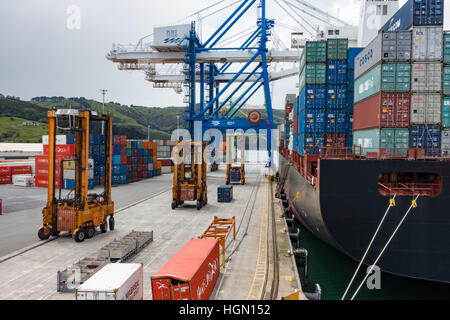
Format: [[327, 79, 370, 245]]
[[353, 0, 446, 158], [37, 134, 162, 189], [442, 32, 450, 156], [296, 39, 354, 155]]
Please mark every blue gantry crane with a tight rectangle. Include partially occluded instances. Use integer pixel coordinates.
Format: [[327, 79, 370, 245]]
[[107, 0, 301, 164]]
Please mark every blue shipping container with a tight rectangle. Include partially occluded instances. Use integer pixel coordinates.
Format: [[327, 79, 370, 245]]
[[327, 61, 348, 84], [348, 48, 364, 70], [113, 165, 121, 175], [120, 164, 127, 175], [66, 135, 75, 145], [326, 85, 347, 110], [99, 135, 105, 145], [346, 114, 354, 134], [380, 0, 444, 32], [112, 155, 121, 165], [299, 85, 326, 110], [113, 145, 121, 155], [218, 185, 233, 203], [347, 93, 354, 113], [410, 125, 441, 156], [326, 111, 347, 133], [298, 133, 324, 155]]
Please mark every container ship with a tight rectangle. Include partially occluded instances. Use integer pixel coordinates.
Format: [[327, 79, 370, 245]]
[[278, 0, 450, 283]]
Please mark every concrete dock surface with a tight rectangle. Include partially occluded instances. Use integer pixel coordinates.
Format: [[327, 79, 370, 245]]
[[0, 164, 301, 300]]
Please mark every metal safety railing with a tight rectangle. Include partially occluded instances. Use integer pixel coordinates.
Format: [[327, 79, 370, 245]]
[[200, 216, 236, 267]]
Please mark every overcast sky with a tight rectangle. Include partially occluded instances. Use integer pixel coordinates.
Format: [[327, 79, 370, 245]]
[[1, 0, 442, 110]]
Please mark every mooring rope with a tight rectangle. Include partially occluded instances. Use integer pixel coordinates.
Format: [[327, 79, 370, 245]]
[[349, 194, 420, 300], [341, 194, 397, 300]]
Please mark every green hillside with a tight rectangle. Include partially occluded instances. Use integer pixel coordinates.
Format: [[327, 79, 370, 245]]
[[0, 97, 284, 143]]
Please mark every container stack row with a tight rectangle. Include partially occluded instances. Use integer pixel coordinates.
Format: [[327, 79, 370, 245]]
[[295, 39, 356, 155], [442, 32, 450, 156], [38, 135, 76, 189], [112, 136, 162, 185], [353, 0, 447, 158]]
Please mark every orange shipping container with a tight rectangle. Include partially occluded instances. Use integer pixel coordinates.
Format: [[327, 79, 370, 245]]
[[151, 239, 220, 300]]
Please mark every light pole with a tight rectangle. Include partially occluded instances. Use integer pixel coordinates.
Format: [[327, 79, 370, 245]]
[[100, 89, 108, 135], [148, 124, 151, 141]]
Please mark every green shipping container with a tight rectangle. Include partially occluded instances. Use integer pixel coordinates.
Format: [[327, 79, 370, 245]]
[[443, 66, 450, 96], [443, 97, 450, 128], [305, 41, 327, 63], [299, 63, 326, 91], [380, 128, 409, 157], [327, 39, 348, 60], [354, 63, 411, 103], [444, 32, 450, 64], [354, 128, 408, 157], [353, 128, 380, 155]]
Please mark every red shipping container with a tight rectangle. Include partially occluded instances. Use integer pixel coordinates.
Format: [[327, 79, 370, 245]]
[[35, 165, 62, 177], [293, 115, 299, 134], [354, 93, 410, 130], [148, 149, 153, 157], [0, 166, 11, 176], [324, 134, 346, 147], [137, 157, 143, 165], [132, 171, 138, 180], [137, 164, 144, 172], [127, 156, 132, 165], [35, 176, 60, 188], [143, 170, 148, 178], [132, 149, 138, 156], [43, 144, 75, 156], [99, 175, 105, 186], [0, 176, 12, 184], [151, 239, 220, 300], [11, 166, 32, 175], [285, 103, 293, 116], [120, 155, 127, 164], [137, 171, 143, 179], [127, 164, 132, 172], [120, 147, 127, 155]]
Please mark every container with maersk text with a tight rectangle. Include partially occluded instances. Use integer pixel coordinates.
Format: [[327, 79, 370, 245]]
[[151, 238, 220, 300], [76, 263, 143, 300]]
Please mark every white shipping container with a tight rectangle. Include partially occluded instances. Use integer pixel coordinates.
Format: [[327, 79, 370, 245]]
[[152, 24, 191, 52], [442, 130, 450, 157], [411, 63, 442, 92], [410, 94, 442, 124], [12, 175, 34, 187], [42, 135, 69, 145], [63, 169, 94, 180], [148, 163, 153, 171], [412, 27, 443, 61], [161, 166, 172, 174], [76, 263, 143, 300]]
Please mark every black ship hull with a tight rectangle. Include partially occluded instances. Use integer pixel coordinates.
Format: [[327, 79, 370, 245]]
[[281, 156, 450, 283]]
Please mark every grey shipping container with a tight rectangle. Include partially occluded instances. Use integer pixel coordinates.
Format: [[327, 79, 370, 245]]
[[410, 93, 441, 124], [411, 63, 442, 92], [355, 31, 412, 79], [442, 129, 450, 156], [412, 27, 443, 61]]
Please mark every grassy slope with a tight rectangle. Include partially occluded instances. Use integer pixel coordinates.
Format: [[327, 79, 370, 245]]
[[0, 116, 48, 143]]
